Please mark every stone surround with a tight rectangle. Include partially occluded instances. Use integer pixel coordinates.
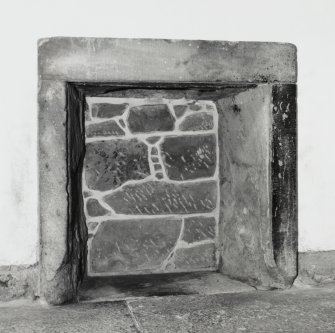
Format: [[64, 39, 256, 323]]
[[37, 37, 297, 304], [83, 98, 220, 275]]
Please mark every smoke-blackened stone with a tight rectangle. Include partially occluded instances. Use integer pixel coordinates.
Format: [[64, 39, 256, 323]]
[[179, 112, 214, 131], [92, 103, 128, 118], [128, 104, 175, 133], [161, 134, 216, 180], [86, 120, 125, 137], [103, 180, 217, 215], [183, 216, 216, 243], [89, 218, 182, 274], [86, 198, 110, 217], [85, 139, 150, 191], [173, 243, 216, 270]]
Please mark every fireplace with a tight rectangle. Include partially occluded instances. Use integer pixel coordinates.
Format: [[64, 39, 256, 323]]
[[38, 38, 297, 304]]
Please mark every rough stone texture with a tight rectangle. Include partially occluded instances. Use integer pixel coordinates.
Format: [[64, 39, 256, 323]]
[[217, 85, 287, 289], [161, 135, 216, 180], [38, 38, 297, 83], [173, 105, 187, 118], [0, 301, 137, 333], [128, 104, 175, 133], [79, 272, 254, 301], [272, 84, 298, 284], [103, 180, 217, 215], [179, 112, 214, 131], [86, 198, 109, 217], [91, 103, 128, 118], [0, 265, 38, 301], [129, 285, 335, 333], [183, 216, 216, 243], [297, 251, 335, 284], [85, 139, 150, 191], [86, 120, 125, 137], [89, 218, 181, 274], [173, 243, 216, 270]]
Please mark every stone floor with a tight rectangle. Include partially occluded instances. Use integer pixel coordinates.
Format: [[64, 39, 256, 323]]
[[1, 277, 335, 332]]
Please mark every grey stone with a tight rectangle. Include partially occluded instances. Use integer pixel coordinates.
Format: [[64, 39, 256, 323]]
[[151, 147, 158, 155], [151, 157, 159, 163], [183, 216, 216, 243], [174, 243, 216, 270], [91, 103, 128, 118], [154, 164, 162, 171], [161, 134, 216, 180], [155, 173, 163, 179], [103, 180, 217, 215], [189, 103, 202, 111], [86, 199, 109, 217], [173, 105, 187, 118], [39, 38, 297, 83], [85, 139, 150, 191], [0, 301, 137, 332], [119, 119, 125, 128], [146, 136, 161, 144], [89, 218, 181, 274], [86, 120, 125, 137], [129, 285, 335, 333], [179, 112, 214, 131], [128, 104, 174, 133], [87, 222, 99, 233]]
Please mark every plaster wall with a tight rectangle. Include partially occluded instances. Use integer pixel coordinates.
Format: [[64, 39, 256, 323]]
[[0, 0, 334, 266]]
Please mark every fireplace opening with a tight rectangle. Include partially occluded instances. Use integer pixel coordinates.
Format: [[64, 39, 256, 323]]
[[65, 82, 297, 302]]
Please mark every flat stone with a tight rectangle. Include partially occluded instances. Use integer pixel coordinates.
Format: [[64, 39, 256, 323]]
[[173, 105, 187, 118], [179, 112, 214, 131], [173, 243, 216, 270], [146, 136, 161, 144], [103, 180, 217, 214], [86, 120, 125, 137], [151, 157, 159, 163], [91, 103, 128, 118], [189, 103, 202, 111], [183, 216, 216, 243], [128, 104, 175, 133], [87, 222, 99, 233], [161, 134, 216, 180], [155, 173, 163, 179], [85, 139, 150, 191], [154, 164, 162, 171], [89, 218, 181, 274], [151, 147, 158, 155], [86, 198, 109, 217], [0, 302, 136, 332]]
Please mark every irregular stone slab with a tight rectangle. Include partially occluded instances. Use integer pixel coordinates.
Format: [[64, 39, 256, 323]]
[[89, 218, 181, 274], [85, 139, 150, 191], [87, 222, 99, 233], [146, 136, 161, 144], [128, 104, 174, 133], [189, 103, 202, 111], [155, 173, 163, 179], [86, 198, 109, 217], [151, 157, 159, 163], [161, 134, 216, 180], [151, 147, 158, 155], [173, 105, 187, 118], [103, 180, 217, 214], [91, 103, 128, 118], [174, 243, 216, 270], [183, 216, 216, 243], [86, 120, 125, 137], [179, 112, 214, 131]]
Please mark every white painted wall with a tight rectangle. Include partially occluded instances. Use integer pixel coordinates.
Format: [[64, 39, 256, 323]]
[[0, 0, 334, 265]]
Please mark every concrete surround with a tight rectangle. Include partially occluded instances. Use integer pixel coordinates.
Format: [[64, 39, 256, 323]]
[[35, 38, 298, 304]]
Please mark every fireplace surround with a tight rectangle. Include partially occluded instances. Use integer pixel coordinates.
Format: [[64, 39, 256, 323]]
[[38, 38, 297, 304]]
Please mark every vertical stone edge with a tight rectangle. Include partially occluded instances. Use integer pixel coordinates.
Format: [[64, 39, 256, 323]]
[[271, 84, 298, 285]]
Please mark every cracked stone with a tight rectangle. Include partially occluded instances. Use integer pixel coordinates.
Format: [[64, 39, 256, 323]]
[[86, 198, 110, 217], [103, 180, 217, 215], [179, 112, 214, 131], [161, 134, 216, 180], [183, 216, 216, 243], [128, 104, 175, 133], [86, 120, 125, 137], [91, 103, 128, 118], [85, 139, 150, 191], [173, 243, 216, 270], [89, 218, 182, 274]]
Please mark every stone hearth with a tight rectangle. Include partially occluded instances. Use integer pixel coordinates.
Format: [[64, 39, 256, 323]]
[[38, 38, 297, 304]]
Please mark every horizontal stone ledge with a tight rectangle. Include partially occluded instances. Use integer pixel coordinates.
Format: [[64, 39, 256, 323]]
[[38, 37, 297, 83]]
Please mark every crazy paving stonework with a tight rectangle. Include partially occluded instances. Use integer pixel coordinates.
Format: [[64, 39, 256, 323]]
[[83, 97, 220, 275]]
